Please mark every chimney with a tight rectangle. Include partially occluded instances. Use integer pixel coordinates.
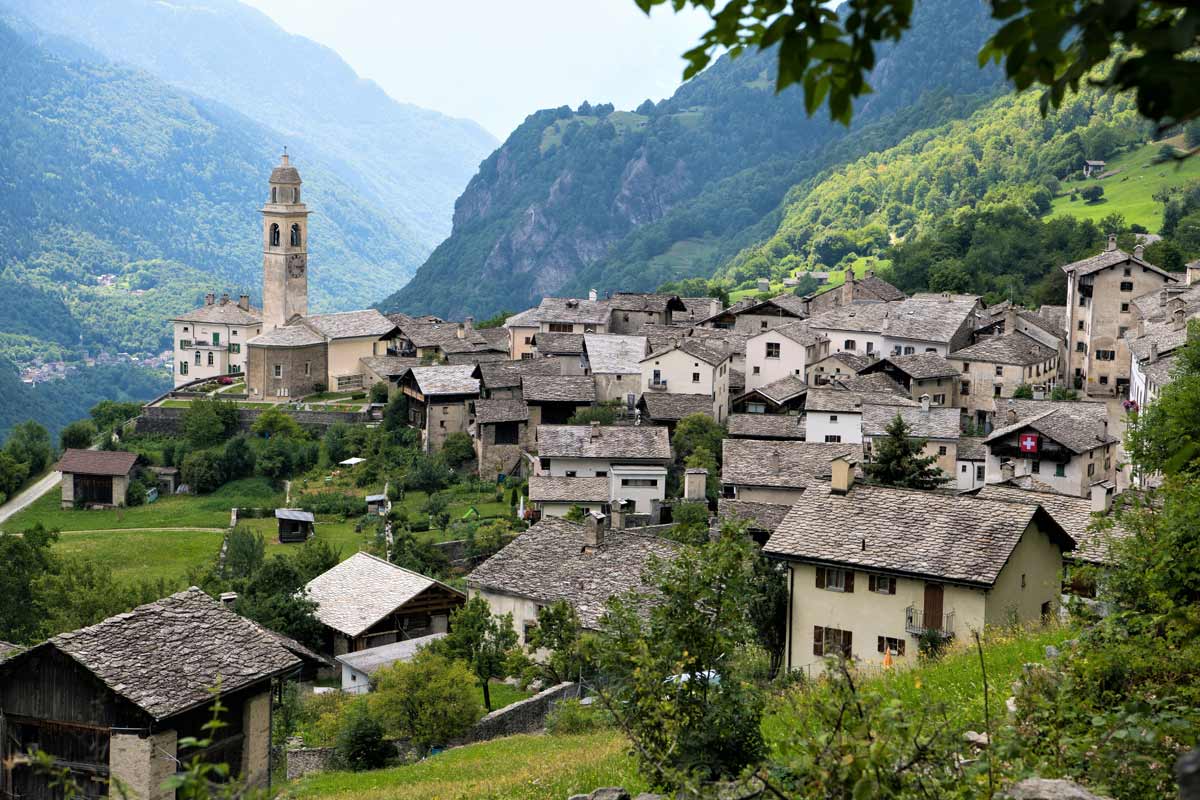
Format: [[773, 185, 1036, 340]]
[[1090, 481, 1113, 513], [590, 420, 601, 440], [684, 468, 708, 501], [220, 292, 230, 305], [205, 293, 215, 306], [1106, 233, 1118, 252], [588, 288, 598, 302], [1172, 307, 1187, 330], [239, 294, 250, 310], [1187, 261, 1200, 286], [942, 292, 951, 301], [920, 393, 931, 413], [456, 322, 465, 339], [280, 151, 289, 166], [830, 455, 856, 495], [1000, 460, 1015, 482], [583, 512, 606, 551], [219, 591, 238, 607], [1133, 244, 1145, 260], [611, 498, 634, 531], [465, 316, 474, 331], [1006, 400, 1017, 425]]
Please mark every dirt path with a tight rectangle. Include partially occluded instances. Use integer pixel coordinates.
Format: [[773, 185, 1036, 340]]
[[0, 471, 61, 527]]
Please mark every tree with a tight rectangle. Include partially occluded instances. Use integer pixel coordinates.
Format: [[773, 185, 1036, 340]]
[[748, 551, 789, 678], [180, 449, 225, 493], [474, 309, 513, 329], [224, 526, 265, 579], [435, 596, 518, 711], [0, 525, 59, 643], [521, 600, 590, 685], [255, 436, 295, 479], [369, 650, 484, 753], [182, 398, 237, 448], [90, 400, 143, 432], [388, 528, 451, 577], [671, 413, 725, 466], [0, 452, 30, 501], [1080, 184, 1105, 204], [34, 557, 167, 636], [221, 435, 255, 480], [792, 272, 821, 296], [640, 0, 1200, 132], [1012, 383, 1035, 399], [382, 392, 409, 433], [368, 381, 390, 404], [59, 419, 96, 450], [668, 500, 710, 546], [251, 406, 302, 439], [6, 421, 53, 475], [334, 700, 392, 772], [441, 432, 475, 468], [568, 404, 618, 425], [862, 414, 946, 489]]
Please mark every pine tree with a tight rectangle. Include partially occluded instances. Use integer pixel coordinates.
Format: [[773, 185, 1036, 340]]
[[863, 414, 946, 489]]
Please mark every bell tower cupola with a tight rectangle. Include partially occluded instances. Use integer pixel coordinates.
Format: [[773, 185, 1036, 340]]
[[261, 149, 309, 329]]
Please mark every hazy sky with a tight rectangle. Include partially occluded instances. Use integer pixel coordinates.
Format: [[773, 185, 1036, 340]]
[[241, 0, 712, 140]]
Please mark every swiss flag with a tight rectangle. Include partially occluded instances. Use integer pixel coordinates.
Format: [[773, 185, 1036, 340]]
[[1019, 433, 1040, 454]]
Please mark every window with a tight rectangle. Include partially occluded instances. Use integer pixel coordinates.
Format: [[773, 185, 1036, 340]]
[[539, 457, 551, 471], [765, 342, 781, 359], [1078, 320, 1085, 331], [623, 314, 630, 322], [877, 636, 906, 657], [194, 352, 201, 366], [207, 352, 214, 366], [1095, 350, 1116, 361], [621, 478, 658, 487], [816, 566, 852, 592], [294, 188, 300, 203], [994, 385, 1002, 397], [290, 223, 302, 247], [269, 223, 280, 247], [1055, 463, 1066, 477], [961, 464, 967, 473], [439, 420, 446, 428], [494, 421, 519, 445], [938, 445, 947, 456], [179, 361, 188, 376], [1123, 266, 1131, 277], [548, 323, 572, 333], [595, 470, 607, 477], [761, 320, 769, 329], [843, 339, 857, 351], [976, 465, 985, 481], [1120, 302, 1130, 313], [961, 362, 969, 373], [179, 339, 192, 349], [1099, 375, 1109, 385], [824, 434, 842, 443], [304, 361, 311, 376], [273, 364, 282, 378], [1076, 342, 1087, 352], [1031, 460, 1040, 474], [212, 332, 220, 345], [933, 393, 946, 405], [232, 329, 238, 337], [692, 372, 700, 383], [813, 626, 852, 657], [1087, 463, 1096, 477], [994, 365, 1003, 377], [522, 621, 538, 642], [752, 366, 761, 375], [565, 471, 577, 478], [524, 336, 533, 345], [903, 346, 915, 355], [1120, 281, 1134, 292], [747, 402, 766, 414], [271, 187, 277, 203], [961, 381, 970, 395], [183, 326, 189, 333], [1118, 326, 1127, 338], [866, 342, 874, 354], [868, 574, 896, 595], [829, 414, 839, 423]]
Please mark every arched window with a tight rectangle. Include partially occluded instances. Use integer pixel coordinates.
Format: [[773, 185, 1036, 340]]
[[290, 223, 301, 247], [271, 187, 277, 203], [207, 352, 214, 366], [194, 351, 201, 366], [270, 223, 280, 247], [292, 187, 299, 203]]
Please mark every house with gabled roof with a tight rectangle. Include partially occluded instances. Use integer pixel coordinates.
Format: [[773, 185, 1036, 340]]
[[640, 338, 732, 423], [523, 375, 596, 426], [476, 357, 563, 400], [535, 423, 671, 513], [804, 386, 918, 444], [765, 462, 1074, 673], [695, 293, 808, 333], [607, 293, 688, 334], [805, 350, 873, 386], [58, 449, 139, 509], [949, 332, 1059, 423], [582, 333, 647, 404], [0, 588, 325, 799], [858, 351, 959, 406], [172, 293, 262, 386], [531, 331, 586, 365], [304, 552, 466, 655], [732, 374, 808, 415], [808, 294, 978, 361], [721, 438, 860, 503], [1125, 284, 1200, 408], [802, 269, 907, 317], [726, 412, 807, 441], [474, 397, 532, 479], [528, 475, 611, 518], [398, 365, 481, 452], [861, 399, 962, 477], [636, 392, 715, 431], [744, 319, 827, 393]]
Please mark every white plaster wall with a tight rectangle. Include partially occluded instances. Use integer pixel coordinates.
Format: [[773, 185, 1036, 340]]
[[805, 410, 862, 443], [745, 330, 808, 391]]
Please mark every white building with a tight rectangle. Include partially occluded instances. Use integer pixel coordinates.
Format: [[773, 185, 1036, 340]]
[[534, 424, 672, 514], [745, 320, 827, 392], [804, 387, 918, 445], [640, 339, 732, 423], [171, 294, 261, 385], [807, 294, 978, 360]]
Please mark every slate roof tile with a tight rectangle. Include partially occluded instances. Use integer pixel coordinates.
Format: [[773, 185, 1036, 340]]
[[537, 425, 671, 460], [722, 439, 861, 489]]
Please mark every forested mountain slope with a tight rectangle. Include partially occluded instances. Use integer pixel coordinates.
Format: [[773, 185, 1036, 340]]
[[380, 0, 1004, 319], [1, 0, 497, 249]]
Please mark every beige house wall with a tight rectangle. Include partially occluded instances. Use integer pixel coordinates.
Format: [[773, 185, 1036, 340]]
[[424, 399, 473, 453], [241, 691, 273, 788], [984, 523, 1063, 626], [745, 330, 811, 392], [509, 325, 538, 360], [109, 729, 177, 800], [473, 588, 541, 646], [172, 319, 259, 386], [536, 500, 607, 518], [593, 372, 639, 404], [985, 442, 1114, 498], [641, 349, 730, 422], [729, 485, 804, 504], [732, 312, 798, 334], [951, 357, 1059, 418], [60, 473, 129, 508], [909, 376, 957, 406], [327, 337, 386, 390]]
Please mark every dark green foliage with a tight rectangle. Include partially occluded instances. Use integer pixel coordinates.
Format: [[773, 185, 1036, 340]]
[[863, 414, 947, 489], [59, 419, 96, 450], [221, 435, 255, 481], [6, 421, 52, 475], [1080, 184, 1105, 204], [0, 524, 58, 643], [388, 528, 450, 578], [300, 491, 366, 518], [520, 600, 590, 686], [180, 449, 224, 494], [334, 701, 392, 772], [223, 526, 265, 580], [367, 382, 390, 404], [1049, 387, 1079, 401], [369, 650, 484, 754], [668, 501, 710, 546], [748, 553, 789, 679], [566, 404, 618, 426], [671, 414, 725, 466], [182, 398, 238, 449], [251, 407, 302, 439], [0, 452, 30, 501], [440, 432, 475, 469], [90, 400, 144, 433], [404, 452, 454, 493], [434, 596, 519, 712], [1012, 384, 1035, 399], [34, 558, 169, 636], [473, 310, 512, 329]]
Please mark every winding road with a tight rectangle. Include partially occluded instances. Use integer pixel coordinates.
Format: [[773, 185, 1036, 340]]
[[0, 470, 61, 528]]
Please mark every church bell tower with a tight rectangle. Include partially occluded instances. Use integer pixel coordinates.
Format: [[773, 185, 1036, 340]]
[[262, 151, 309, 330]]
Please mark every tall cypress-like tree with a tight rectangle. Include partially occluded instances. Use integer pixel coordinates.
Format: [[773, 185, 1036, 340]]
[[863, 414, 946, 489]]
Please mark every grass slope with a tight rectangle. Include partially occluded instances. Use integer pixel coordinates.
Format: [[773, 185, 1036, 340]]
[[1050, 138, 1200, 231], [54, 528, 222, 584]]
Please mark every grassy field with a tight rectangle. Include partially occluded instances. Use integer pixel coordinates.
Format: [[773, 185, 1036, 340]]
[[646, 237, 720, 280], [729, 258, 888, 304], [4, 477, 282, 532], [287, 731, 644, 800], [1050, 138, 1200, 231], [53, 528, 222, 585], [237, 515, 376, 562]]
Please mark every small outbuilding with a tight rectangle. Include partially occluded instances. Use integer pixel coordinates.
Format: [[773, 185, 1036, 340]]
[[365, 493, 388, 515], [275, 508, 315, 543], [149, 465, 181, 495], [57, 449, 138, 509], [336, 632, 446, 694]]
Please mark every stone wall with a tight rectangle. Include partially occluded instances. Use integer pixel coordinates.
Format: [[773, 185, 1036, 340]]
[[135, 405, 366, 436], [285, 746, 337, 781], [109, 730, 177, 800], [455, 682, 580, 746], [246, 341, 328, 401]]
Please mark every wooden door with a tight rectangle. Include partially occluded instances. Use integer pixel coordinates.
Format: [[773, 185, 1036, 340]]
[[923, 583, 944, 630]]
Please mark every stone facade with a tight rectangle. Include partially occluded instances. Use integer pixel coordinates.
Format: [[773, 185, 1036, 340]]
[[136, 405, 366, 436], [476, 421, 531, 479], [454, 682, 581, 746], [241, 691, 272, 787], [109, 729, 177, 800], [261, 154, 309, 331], [246, 341, 328, 400], [60, 472, 130, 509]]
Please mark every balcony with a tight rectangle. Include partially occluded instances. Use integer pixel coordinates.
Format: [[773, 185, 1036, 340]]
[[905, 606, 955, 638], [649, 379, 669, 392]]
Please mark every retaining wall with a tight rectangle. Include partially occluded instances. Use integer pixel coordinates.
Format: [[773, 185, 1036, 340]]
[[454, 681, 580, 746], [135, 405, 366, 435]]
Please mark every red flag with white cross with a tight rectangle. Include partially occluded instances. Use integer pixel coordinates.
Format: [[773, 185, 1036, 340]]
[[1019, 432, 1039, 454]]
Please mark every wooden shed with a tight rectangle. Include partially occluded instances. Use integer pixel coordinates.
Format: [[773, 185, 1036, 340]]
[[57, 450, 138, 509], [275, 508, 315, 543]]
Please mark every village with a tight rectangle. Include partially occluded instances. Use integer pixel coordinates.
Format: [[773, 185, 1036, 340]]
[[1, 155, 1197, 800]]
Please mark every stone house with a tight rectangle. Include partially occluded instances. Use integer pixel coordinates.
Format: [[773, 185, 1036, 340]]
[[467, 515, 681, 645], [582, 333, 647, 404], [857, 351, 959, 406], [975, 304, 1067, 379], [721, 439, 860, 504], [807, 294, 978, 360], [505, 296, 612, 360], [949, 332, 1059, 425], [58, 449, 138, 509], [530, 332, 585, 368], [336, 633, 445, 695], [171, 293, 261, 386], [1082, 159, 1106, 178], [527, 475, 612, 518], [861, 399, 961, 478], [534, 423, 672, 514], [726, 413, 807, 441], [800, 270, 906, 317], [805, 351, 873, 386], [393, 317, 507, 363], [301, 310, 400, 392], [398, 365, 481, 452], [983, 399, 1119, 498], [955, 436, 988, 492], [0, 588, 323, 800], [523, 375, 597, 427], [674, 296, 724, 325], [765, 461, 1074, 673], [606, 293, 688, 334], [1063, 238, 1177, 396], [804, 387, 918, 445], [1126, 282, 1200, 408], [358, 355, 422, 394], [745, 320, 828, 392], [696, 293, 808, 333], [474, 398, 531, 480], [732, 374, 808, 415], [640, 339, 732, 424], [476, 358, 564, 400], [636, 392, 715, 432], [304, 552, 466, 656]]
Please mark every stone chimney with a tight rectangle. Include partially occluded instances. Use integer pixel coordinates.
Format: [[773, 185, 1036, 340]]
[[239, 294, 250, 310], [1106, 233, 1118, 252], [220, 292, 230, 305], [1005, 400, 1018, 425], [205, 293, 215, 306], [830, 455, 856, 495], [1187, 261, 1200, 286], [465, 316, 474, 331], [920, 393, 931, 413], [456, 322, 465, 339], [589, 420, 601, 440], [1090, 481, 1113, 513], [610, 498, 634, 531], [684, 468, 708, 501], [1000, 460, 1015, 482], [583, 512, 606, 552], [1150, 342, 1159, 363], [218, 591, 238, 607], [1133, 244, 1145, 260], [588, 288, 598, 302], [1172, 307, 1187, 330]]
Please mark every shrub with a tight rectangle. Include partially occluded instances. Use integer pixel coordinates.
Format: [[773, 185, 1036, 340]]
[[180, 450, 224, 494], [368, 382, 390, 403], [125, 479, 148, 507], [333, 700, 392, 772], [222, 435, 255, 480], [224, 526, 265, 579], [5, 421, 52, 476], [369, 650, 484, 753], [251, 406, 302, 439], [1080, 184, 1105, 204], [181, 398, 238, 448], [441, 432, 475, 468], [59, 419, 97, 451], [545, 699, 612, 735], [301, 491, 366, 517]]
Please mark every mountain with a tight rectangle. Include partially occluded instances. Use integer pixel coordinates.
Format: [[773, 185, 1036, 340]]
[[0, 0, 497, 249], [379, 0, 1005, 320]]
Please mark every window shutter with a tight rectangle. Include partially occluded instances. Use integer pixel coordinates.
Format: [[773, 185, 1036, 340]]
[[815, 567, 826, 589], [844, 571, 855, 593], [813, 626, 824, 657], [877, 636, 885, 653], [842, 630, 853, 656], [868, 574, 877, 593], [897, 639, 906, 657]]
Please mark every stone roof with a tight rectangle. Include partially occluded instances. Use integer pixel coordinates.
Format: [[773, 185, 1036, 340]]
[[503, 307, 540, 328], [810, 296, 977, 344], [44, 588, 302, 720], [475, 398, 530, 425], [811, 351, 874, 373], [957, 436, 988, 461], [405, 365, 480, 396], [584, 334, 647, 374], [676, 297, 723, 321], [975, 484, 1128, 565], [951, 332, 1056, 365], [270, 162, 301, 184], [393, 318, 504, 353], [828, 372, 909, 396], [1130, 283, 1200, 323], [58, 449, 137, 477], [537, 425, 671, 461], [986, 399, 1116, 454], [529, 475, 611, 503], [522, 375, 596, 403], [805, 386, 918, 413], [717, 499, 790, 535], [748, 375, 808, 404], [641, 325, 749, 360], [360, 355, 422, 379], [884, 351, 959, 379], [526, 297, 612, 326], [862, 404, 961, 439], [638, 392, 714, 421], [445, 351, 510, 366], [1141, 352, 1178, 386], [533, 332, 585, 354], [722, 439, 861, 489], [642, 337, 729, 366], [766, 484, 1074, 585], [467, 517, 681, 629], [173, 299, 262, 326], [335, 633, 446, 675], [248, 322, 325, 348], [305, 553, 463, 638], [275, 508, 315, 522], [758, 319, 823, 347], [726, 413, 806, 439], [305, 310, 397, 340], [1061, 246, 1175, 279], [763, 293, 810, 317], [1038, 305, 1067, 334], [1126, 316, 1194, 363], [608, 293, 687, 314], [477, 357, 563, 389], [855, 275, 907, 302]]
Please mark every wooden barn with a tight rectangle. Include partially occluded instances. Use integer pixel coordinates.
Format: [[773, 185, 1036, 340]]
[[0, 589, 324, 800], [275, 508, 315, 543]]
